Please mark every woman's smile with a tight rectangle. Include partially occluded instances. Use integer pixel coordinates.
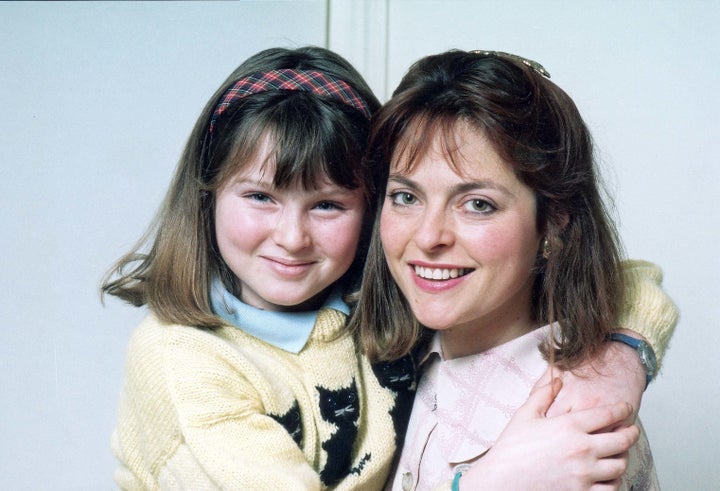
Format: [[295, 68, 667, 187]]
[[412, 264, 473, 280]]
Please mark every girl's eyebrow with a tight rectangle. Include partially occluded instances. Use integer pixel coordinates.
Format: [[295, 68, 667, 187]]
[[387, 174, 513, 196], [228, 173, 274, 187], [229, 174, 353, 196]]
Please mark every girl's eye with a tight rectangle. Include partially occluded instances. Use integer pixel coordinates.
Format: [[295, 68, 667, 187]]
[[245, 193, 272, 203], [389, 192, 417, 206], [315, 201, 341, 211], [466, 199, 495, 213]]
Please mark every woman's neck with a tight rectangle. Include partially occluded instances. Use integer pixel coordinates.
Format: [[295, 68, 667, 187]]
[[439, 311, 540, 360]]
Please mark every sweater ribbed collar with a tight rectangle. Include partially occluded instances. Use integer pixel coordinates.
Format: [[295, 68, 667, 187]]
[[209, 279, 350, 353]]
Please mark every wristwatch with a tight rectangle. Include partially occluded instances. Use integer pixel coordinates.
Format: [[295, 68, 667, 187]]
[[608, 333, 657, 389]]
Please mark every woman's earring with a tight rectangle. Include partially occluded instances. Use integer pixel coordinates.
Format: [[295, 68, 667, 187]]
[[542, 237, 551, 259]]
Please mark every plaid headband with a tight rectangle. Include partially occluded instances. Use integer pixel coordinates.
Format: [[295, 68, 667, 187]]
[[209, 69, 372, 133]]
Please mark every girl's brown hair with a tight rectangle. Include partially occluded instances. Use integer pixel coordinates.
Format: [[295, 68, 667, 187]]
[[101, 46, 380, 328], [349, 49, 624, 367]]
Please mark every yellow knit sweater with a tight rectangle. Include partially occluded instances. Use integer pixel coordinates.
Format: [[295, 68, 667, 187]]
[[112, 309, 413, 490]]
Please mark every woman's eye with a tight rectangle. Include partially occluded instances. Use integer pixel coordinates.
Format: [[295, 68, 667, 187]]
[[390, 192, 417, 206], [467, 199, 495, 213]]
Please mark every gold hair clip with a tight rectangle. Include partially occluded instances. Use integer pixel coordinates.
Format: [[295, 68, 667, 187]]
[[470, 50, 551, 78]]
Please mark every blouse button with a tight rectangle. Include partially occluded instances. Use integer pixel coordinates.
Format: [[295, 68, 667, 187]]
[[453, 463, 472, 475], [401, 471, 413, 490]]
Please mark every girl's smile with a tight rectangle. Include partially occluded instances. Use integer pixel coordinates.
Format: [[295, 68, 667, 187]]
[[261, 255, 317, 276]]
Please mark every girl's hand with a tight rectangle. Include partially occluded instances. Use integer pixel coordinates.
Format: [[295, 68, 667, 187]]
[[458, 379, 639, 491]]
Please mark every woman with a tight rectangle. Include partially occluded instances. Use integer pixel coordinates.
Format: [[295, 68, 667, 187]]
[[351, 49, 673, 490]]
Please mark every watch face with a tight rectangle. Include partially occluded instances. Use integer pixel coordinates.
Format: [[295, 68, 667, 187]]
[[638, 340, 657, 377]]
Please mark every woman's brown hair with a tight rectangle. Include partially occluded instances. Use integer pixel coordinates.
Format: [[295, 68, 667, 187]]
[[349, 49, 624, 367], [101, 46, 381, 328]]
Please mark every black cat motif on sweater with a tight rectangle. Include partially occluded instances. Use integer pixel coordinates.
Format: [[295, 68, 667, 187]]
[[316, 379, 361, 486], [269, 366, 414, 486], [371, 354, 417, 448], [268, 399, 303, 446]]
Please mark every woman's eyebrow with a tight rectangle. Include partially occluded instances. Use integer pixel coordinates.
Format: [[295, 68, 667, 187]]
[[452, 180, 513, 196], [387, 174, 513, 196], [386, 174, 415, 187]]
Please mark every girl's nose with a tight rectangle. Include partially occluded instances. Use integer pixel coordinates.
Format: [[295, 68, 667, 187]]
[[272, 209, 311, 251]]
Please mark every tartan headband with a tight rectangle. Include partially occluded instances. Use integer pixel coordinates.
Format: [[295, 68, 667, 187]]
[[209, 69, 372, 133]]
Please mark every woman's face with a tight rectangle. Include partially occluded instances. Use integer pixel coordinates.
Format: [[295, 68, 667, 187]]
[[380, 124, 542, 358]]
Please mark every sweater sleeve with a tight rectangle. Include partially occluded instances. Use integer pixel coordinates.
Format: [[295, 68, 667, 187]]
[[114, 318, 323, 490], [618, 259, 679, 371]]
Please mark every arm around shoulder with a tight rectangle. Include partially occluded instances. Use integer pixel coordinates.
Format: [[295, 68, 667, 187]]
[[619, 259, 679, 370]]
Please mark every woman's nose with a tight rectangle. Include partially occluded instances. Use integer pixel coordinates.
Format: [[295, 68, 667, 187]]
[[412, 206, 455, 251]]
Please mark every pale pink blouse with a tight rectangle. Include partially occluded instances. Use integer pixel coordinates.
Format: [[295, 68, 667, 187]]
[[388, 326, 659, 491]]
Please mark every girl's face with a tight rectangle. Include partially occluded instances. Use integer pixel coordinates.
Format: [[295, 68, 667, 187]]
[[380, 124, 542, 359], [215, 138, 366, 312]]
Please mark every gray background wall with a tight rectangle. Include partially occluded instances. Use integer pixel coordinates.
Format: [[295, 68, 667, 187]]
[[1, 1, 717, 489]]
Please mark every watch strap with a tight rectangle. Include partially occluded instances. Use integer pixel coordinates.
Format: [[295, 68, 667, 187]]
[[608, 332, 656, 389]]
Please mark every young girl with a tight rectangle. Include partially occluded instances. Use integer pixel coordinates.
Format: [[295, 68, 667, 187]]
[[102, 46, 414, 490], [351, 49, 675, 490], [104, 45, 672, 490]]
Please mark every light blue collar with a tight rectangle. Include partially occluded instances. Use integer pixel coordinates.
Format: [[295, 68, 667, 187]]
[[210, 280, 350, 353]]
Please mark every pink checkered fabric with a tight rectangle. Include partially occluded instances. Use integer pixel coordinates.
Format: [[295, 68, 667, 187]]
[[209, 69, 371, 132]]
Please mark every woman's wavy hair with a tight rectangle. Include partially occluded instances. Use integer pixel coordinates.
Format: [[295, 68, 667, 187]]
[[349, 49, 624, 367], [101, 46, 381, 328]]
